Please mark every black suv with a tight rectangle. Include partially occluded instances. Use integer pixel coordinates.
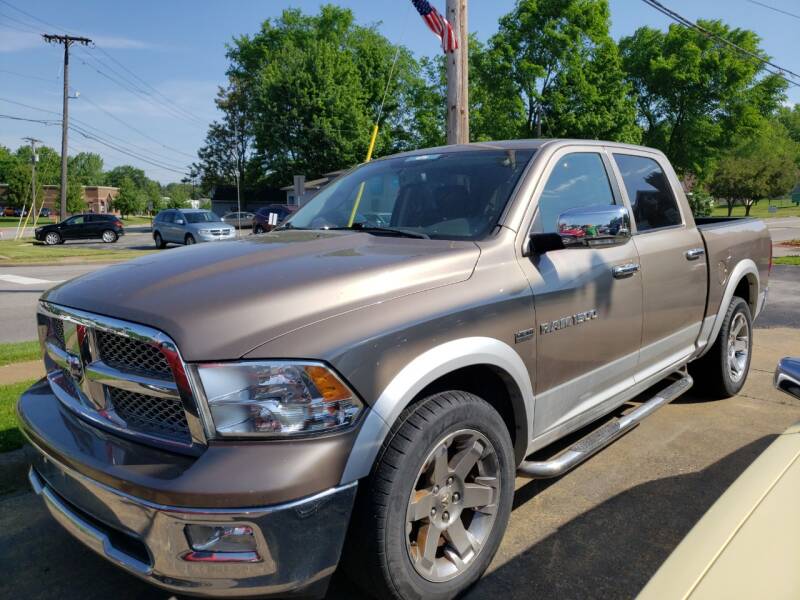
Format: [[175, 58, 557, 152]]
[[35, 213, 125, 245]]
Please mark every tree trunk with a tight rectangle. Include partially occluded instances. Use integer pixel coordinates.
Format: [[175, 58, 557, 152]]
[[726, 199, 734, 217]]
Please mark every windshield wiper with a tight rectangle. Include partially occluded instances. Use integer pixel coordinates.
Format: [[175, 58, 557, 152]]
[[329, 225, 430, 239]]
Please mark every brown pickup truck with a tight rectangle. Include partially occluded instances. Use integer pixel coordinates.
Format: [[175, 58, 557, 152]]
[[18, 140, 771, 600]]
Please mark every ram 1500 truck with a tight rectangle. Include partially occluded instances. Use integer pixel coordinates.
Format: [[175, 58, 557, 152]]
[[18, 140, 771, 600]]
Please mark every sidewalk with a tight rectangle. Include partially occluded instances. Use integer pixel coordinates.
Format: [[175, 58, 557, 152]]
[[0, 360, 44, 385]]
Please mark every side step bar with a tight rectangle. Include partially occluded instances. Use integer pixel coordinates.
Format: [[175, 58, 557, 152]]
[[518, 373, 693, 479]]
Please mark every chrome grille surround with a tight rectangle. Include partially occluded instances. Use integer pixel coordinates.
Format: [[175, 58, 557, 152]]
[[38, 301, 206, 454]]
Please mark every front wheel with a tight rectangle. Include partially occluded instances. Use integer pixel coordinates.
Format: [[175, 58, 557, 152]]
[[344, 391, 514, 600], [689, 296, 753, 399], [254, 224, 264, 234], [153, 232, 166, 249], [44, 231, 61, 245], [101, 229, 117, 243], [185, 234, 196, 245]]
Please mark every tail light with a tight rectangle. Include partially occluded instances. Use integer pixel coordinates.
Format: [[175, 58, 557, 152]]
[[114, 219, 123, 228]]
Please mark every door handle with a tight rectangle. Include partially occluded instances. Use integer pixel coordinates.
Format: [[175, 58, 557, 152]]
[[612, 263, 640, 279], [685, 247, 705, 261]]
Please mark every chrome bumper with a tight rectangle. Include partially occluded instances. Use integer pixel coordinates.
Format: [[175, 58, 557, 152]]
[[27, 446, 356, 598]]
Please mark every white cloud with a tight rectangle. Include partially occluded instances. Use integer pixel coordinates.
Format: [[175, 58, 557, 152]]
[[90, 35, 153, 50], [0, 29, 153, 53]]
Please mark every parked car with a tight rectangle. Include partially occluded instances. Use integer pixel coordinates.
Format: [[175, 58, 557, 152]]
[[35, 213, 124, 245], [39, 207, 50, 218], [221, 211, 255, 229], [19, 139, 771, 600], [640, 357, 800, 599], [2, 206, 16, 217], [252, 204, 298, 233], [152, 208, 235, 248]]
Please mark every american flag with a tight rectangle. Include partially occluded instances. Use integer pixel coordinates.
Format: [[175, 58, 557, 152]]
[[411, 0, 458, 53]]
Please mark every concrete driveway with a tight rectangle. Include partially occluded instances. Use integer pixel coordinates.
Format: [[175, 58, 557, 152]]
[[2, 272, 799, 599]]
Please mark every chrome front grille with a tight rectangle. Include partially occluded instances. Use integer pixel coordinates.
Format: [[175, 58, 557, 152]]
[[108, 388, 191, 443], [38, 302, 204, 453], [96, 330, 172, 377]]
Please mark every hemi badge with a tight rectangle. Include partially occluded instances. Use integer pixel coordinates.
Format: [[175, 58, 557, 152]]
[[514, 328, 534, 344]]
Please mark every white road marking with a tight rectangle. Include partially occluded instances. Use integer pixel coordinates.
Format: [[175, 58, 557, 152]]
[[0, 274, 64, 286]]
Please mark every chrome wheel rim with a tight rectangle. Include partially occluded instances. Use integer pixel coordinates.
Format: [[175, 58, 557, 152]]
[[405, 429, 500, 583], [102, 230, 115, 242], [727, 312, 749, 383], [45, 232, 59, 245]]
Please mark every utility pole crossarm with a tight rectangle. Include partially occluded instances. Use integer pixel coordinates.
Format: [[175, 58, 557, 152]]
[[43, 33, 93, 220]]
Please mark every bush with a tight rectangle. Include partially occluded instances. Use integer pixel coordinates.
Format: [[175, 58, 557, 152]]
[[688, 188, 714, 217]]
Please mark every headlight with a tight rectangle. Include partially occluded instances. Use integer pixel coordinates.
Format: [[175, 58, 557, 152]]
[[198, 228, 212, 234], [197, 361, 363, 437], [35, 227, 43, 233]]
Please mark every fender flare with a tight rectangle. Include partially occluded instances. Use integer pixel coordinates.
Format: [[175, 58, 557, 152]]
[[699, 259, 760, 358], [340, 336, 534, 484]]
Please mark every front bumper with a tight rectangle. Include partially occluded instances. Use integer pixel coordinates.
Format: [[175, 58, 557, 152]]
[[196, 231, 235, 242], [18, 380, 358, 598]]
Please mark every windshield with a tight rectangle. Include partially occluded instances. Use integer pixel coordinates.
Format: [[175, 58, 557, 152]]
[[284, 149, 535, 240], [184, 211, 220, 224]]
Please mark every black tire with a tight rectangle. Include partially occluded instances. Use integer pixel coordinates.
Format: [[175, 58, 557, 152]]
[[254, 224, 264, 234], [689, 296, 753, 399], [101, 229, 117, 243], [185, 234, 196, 246], [343, 391, 514, 600], [43, 231, 61, 245], [153, 232, 166, 249]]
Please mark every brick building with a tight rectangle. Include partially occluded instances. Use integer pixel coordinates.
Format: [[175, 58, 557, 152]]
[[0, 184, 120, 215]]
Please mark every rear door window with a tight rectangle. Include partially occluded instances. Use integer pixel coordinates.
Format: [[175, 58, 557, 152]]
[[612, 154, 682, 232], [533, 153, 616, 233]]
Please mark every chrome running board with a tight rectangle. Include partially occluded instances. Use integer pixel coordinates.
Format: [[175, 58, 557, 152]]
[[518, 373, 693, 479]]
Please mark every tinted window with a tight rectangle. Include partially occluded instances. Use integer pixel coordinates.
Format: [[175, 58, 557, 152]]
[[287, 149, 535, 240], [66, 216, 85, 225], [159, 212, 173, 223], [185, 211, 220, 224], [613, 154, 681, 232], [533, 153, 615, 233]]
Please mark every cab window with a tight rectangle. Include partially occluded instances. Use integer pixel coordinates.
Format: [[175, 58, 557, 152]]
[[613, 154, 682, 232], [533, 153, 615, 233]]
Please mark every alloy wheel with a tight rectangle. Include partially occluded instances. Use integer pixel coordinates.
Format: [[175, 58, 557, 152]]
[[45, 232, 60, 245], [727, 312, 750, 383], [405, 429, 500, 583], [102, 230, 116, 243]]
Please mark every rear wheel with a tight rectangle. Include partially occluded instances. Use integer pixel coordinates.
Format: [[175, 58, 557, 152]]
[[254, 224, 264, 234], [44, 231, 61, 245], [153, 232, 166, 249], [344, 391, 514, 600], [185, 234, 196, 245], [689, 296, 753, 399], [101, 229, 117, 243]]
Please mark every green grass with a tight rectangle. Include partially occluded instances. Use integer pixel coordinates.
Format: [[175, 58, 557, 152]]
[[0, 379, 32, 452], [0, 239, 155, 264], [0, 216, 55, 227], [711, 197, 800, 219], [774, 256, 800, 266], [120, 215, 153, 226], [0, 341, 41, 367]]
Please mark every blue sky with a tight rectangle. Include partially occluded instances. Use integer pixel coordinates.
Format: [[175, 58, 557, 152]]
[[1, 0, 798, 183]]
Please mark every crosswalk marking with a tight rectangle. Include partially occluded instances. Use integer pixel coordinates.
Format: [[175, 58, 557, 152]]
[[0, 274, 64, 286]]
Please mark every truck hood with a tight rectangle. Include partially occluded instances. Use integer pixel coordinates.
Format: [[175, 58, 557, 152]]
[[42, 230, 480, 361]]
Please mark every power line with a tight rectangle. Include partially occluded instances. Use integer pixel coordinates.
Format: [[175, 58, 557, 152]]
[[0, 69, 60, 84], [0, 113, 59, 125], [640, 0, 800, 87], [745, 0, 800, 22], [0, 10, 41, 33]]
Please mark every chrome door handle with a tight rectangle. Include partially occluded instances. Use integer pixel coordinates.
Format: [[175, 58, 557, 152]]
[[612, 263, 640, 279], [685, 248, 705, 261]]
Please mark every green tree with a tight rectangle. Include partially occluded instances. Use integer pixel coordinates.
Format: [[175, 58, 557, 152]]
[[0, 145, 19, 184], [145, 180, 164, 213], [104, 165, 149, 190], [15, 145, 61, 184], [62, 176, 86, 214], [489, 0, 636, 139], [113, 177, 145, 217], [164, 182, 191, 208], [68, 152, 104, 185], [620, 21, 787, 179], [6, 160, 42, 209], [709, 122, 798, 216]]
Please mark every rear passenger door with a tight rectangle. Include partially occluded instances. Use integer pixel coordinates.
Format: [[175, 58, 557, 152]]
[[518, 147, 644, 439], [61, 216, 85, 239], [610, 152, 707, 379]]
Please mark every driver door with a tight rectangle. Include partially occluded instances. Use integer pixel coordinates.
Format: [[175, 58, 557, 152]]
[[517, 147, 643, 439], [60, 216, 84, 240]]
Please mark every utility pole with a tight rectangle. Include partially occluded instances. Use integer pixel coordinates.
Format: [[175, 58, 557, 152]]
[[43, 34, 92, 221], [445, 0, 469, 145], [16, 137, 42, 240]]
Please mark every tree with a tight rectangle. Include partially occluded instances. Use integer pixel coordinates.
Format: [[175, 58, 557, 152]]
[[488, 0, 637, 140], [113, 177, 145, 217], [164, 183, 190, 208], [709, 122, 798, 216], [104, 165, 149, 190], [68, 152, 104, 185], [145, 180, 163, 213], [15, 145, 61, 184], [5, 160, 42, 209], [620, 21, 787, 179], [61, 176, 86, 214]]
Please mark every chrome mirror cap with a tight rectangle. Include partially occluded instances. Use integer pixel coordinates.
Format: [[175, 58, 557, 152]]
[[556, 204, 631, 249], [774, 357, 800, 400]]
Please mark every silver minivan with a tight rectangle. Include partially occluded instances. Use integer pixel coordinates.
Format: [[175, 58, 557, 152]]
[[152, 209, 235, 248]]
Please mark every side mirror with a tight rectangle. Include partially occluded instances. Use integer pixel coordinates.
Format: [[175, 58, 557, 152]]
[[775, 357, 800, 400]]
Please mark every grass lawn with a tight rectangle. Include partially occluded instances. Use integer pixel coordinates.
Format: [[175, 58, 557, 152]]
[[774, 256, 800, 266], [711, 197, 800, 219], [0, 216, 55, 227], [120, 215, 153, 227], [0, 341, 41, 367], [0, 239, 155, 264], [0, 379, 32, 452]]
